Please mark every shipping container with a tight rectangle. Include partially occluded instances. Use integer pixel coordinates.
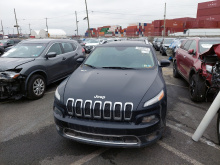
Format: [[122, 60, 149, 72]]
[[166, 20, 184, 28], [197, 15, 220, 21], [218, 22, 220, 28], [154, 20, 162, 28], [198, 0, 220, 10], [197, 7, 220, 17]]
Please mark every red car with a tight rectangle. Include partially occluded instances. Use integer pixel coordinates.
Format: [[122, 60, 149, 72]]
[[173, 38, 220, 101]]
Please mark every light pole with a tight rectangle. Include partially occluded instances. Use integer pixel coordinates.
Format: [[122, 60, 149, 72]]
[[85, 0, 91, 37]]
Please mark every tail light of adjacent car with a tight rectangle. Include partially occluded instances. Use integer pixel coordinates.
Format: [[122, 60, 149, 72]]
[[0, 43, 3, 46], [82, 48, 85, 53]]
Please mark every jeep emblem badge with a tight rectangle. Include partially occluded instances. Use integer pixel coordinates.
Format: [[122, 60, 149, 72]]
[[94, 95, 105, 99]]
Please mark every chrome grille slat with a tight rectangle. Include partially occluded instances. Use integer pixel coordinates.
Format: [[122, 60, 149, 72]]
[[103, 101, 112, 120], [93, 101, 102, 119], [84, 100, 92, 118], [113, 102, 122, 120], [66, 99, 133, 121], [124, 102, 133, 120], [75, 99, 83, 116], [66, 99, 74, 115]]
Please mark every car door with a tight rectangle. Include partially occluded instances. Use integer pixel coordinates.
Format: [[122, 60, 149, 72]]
[[46, 43, 66, 82], [60, 42, 79, 75], [177, 40, 192, 78], [184, 40, 197, 79]]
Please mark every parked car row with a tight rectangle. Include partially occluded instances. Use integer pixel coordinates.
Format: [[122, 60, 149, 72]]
[[173, 37, 220, 101], [0, 39, 85, 100], [0, 39, 22, 56]]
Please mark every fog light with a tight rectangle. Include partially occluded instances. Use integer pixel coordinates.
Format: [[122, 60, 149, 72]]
[[142, 115, 158, 123], [145, 132, 158, 141], [54, 106, 63, 117]]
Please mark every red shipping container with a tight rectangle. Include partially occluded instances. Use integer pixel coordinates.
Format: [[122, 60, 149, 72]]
[[172, 17, 196, 22], [154, 20, 162, 28], [197, 15, 220, 21], [184, 21, 194, 29], [166, 20, 184, 28], [198, 0, 220, 10], [218, 22, 220, 28], [198, 20, 218, 28], [102, 26, 111, 28], [197, 7, 220, 17]]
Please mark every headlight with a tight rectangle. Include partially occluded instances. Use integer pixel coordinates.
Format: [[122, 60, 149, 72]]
[[0, 72, 20, 79], [55, 87, 60, 101], [206, 65, 212, 73], [144, 90, 164, 107]]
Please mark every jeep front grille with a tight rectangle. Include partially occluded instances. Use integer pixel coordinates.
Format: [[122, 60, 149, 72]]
[[66, 99, 133, 121]]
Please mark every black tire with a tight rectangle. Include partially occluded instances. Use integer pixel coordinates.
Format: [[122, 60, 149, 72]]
[[189, 74, 206, 102], [217, 111, 220, 145], [173, 61, 180, 78], [27, 74, 46, 100]]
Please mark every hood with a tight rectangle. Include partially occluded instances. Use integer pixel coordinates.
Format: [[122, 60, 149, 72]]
[[0, 58, 35, 71], [163, 44, 170, 47], [64, 66, 158, 110], [85, 43, 99, 46], [200, 44, 220, 61]]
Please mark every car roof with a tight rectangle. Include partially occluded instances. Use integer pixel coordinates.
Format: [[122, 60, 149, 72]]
[[20, 39, 76, 44], [97, 41, 150, 47]]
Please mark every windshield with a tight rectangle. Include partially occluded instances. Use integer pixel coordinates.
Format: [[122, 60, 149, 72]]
[[1, 43, 47, 58], [199, 40, 220, 54], [84, 46, 155, 69], [157, 38, 163, 42], [164, 39, 174, 44], [87, 39, 99, 44], [0, 40, 8, 43]]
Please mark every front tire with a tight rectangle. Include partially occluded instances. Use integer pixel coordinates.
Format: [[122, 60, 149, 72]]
[[217, 111, 220, 145], [27, 74, 46, 100], [189, 74, 206, 102], [173, 61, 180, 78]]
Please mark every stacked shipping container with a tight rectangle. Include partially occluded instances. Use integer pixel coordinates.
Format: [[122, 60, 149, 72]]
[[197, 0, 220, 21]]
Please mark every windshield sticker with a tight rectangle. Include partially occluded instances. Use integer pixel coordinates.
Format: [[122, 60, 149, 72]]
[[143, 64, 152, 68], [201, 44, 213, 49], [136, 47, 150, 53]]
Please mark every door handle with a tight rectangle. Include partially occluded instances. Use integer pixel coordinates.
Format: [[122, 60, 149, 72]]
[[62, 57, 66, 60]]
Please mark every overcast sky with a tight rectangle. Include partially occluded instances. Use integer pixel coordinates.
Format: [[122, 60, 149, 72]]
[[0, 0, 209, 35]]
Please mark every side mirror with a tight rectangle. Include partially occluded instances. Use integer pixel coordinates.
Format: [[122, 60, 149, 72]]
[[159, 59, 170, 67], [46, 52, 57, 59], [76, 57, 85, 64], [188, 49, 195, 55]]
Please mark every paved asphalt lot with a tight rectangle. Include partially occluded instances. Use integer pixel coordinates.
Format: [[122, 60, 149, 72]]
[[0, 50, 220, 165]]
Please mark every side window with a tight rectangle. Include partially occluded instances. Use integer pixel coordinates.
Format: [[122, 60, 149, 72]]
[[61, 43, 74, 53], [48, 43, 62, 55], [183, 40, 192, 51], [188, 40, 196, 54], [9, 40, 14, 44], [72, 43, 77, 51]]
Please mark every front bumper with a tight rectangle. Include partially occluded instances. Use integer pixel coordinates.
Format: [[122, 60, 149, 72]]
[[53, 98, 166, 148], [54, 113, 162, 148]]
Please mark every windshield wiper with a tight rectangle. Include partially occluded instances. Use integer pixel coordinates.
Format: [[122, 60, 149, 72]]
[[84, 64, 97, 69], [102, 67, 135, 70]]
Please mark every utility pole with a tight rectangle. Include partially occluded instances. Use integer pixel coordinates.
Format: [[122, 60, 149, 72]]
[[19, 27, 22, 34], [85, 0, 91, 37], [45, 18, 49, 38], [1, 20, 3, 36], [163, 3, 166, 37], [75, 11, 79, 36], [14, 8, 20, 37], [29, 23, 31, 35]]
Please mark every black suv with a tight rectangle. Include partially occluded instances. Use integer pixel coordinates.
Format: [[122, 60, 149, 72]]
[[0, 39, 85, 100], [53, 41, 170, 147], [0, 39, 21, 48]]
